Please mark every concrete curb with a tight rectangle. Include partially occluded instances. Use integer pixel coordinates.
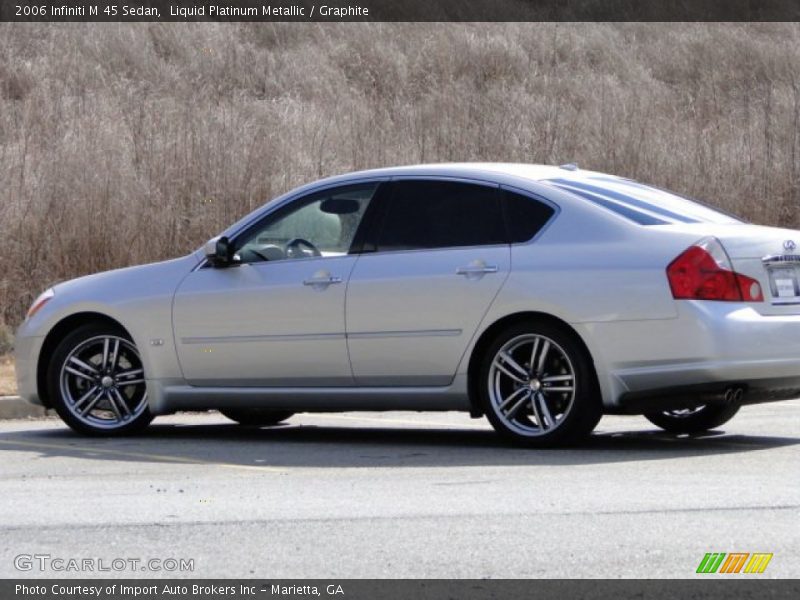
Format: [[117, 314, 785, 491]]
[[0, 396, 54, 419]]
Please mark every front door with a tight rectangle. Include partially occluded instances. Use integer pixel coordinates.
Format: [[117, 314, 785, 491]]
[[173, 182, 381, 387]]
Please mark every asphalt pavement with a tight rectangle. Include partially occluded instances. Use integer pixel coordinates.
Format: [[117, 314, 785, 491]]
[[0, 402, 798, 578]]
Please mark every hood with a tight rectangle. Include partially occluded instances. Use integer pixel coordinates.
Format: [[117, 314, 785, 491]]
[[53, 253, 202, 300]]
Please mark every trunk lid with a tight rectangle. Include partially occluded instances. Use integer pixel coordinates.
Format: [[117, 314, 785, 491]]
[[655, 222, 800, 315]]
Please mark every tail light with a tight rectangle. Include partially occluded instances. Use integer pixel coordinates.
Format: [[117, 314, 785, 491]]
[[667, 237, 763, 302]]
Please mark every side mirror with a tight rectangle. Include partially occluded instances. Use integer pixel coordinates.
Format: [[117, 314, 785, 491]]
[[204, 236, 238, 268]]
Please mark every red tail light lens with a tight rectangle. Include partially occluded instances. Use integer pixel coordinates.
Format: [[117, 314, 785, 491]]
[[667, 237, 763, 302]]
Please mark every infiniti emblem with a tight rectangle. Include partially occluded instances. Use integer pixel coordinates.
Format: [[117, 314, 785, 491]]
[[784, 240, 796, 252]]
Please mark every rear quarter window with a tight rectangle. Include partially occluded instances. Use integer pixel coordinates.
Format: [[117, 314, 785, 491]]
[[504, 190, 556, 243]]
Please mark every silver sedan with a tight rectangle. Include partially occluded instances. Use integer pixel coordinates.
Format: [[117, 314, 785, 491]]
[[15, 163, 800, 446]]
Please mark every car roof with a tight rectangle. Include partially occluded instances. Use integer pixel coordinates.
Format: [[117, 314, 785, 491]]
[[216, 162, 732, 246], [332, 163, 743, 225], [324, 162, 616, 184]]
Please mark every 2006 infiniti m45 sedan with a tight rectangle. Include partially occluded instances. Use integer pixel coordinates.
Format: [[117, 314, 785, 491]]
[[15, 163, 800, 446]]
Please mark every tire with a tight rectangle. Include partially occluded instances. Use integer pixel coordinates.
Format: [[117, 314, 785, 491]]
[[47, 323, 153, 436], [644, 403, 741, 434], [478, 321, 602, 447], [220, 408, 295, 427]]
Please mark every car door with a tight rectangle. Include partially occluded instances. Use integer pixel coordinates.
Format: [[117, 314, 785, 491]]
[[346, 178, 511, 386], [173, 181, 383, 387]]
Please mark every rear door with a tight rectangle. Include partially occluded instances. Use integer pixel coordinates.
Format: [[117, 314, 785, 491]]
[[345, 179, 510, 386]]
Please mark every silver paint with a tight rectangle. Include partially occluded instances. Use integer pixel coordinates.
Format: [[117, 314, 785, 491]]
[[15, 163, 800, 420]]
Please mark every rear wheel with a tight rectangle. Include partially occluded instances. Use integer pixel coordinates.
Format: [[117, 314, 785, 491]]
[[479, 321, 601, 447], [644, 403, 740, 433], [47, 323, 153, 436], [220, 408, 294, 427]]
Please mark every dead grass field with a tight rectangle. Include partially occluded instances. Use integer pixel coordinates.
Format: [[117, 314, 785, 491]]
[[1, 23, 799, 342], [0, 356, 17, 396]]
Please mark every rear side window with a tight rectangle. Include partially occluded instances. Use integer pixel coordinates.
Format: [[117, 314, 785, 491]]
[[375, 180, 505, 251], [504, 190, 555, 243]]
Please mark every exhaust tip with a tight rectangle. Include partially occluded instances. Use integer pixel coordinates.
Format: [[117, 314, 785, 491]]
[[724, 387, 744, 403]]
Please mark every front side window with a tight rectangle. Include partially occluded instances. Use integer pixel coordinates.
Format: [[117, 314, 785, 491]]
[[235, 183, 379, 263], [375, 180, 504, 252]]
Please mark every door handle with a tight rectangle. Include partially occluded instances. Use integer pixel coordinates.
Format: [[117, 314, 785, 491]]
[[303, 274, 342, 287], [456, 263, 499, 277]]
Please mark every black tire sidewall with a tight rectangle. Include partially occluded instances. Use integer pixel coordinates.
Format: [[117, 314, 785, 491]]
[[47, 323, 153, 436], [644, 403, 741, 434], [220, 408, 295, 426], [478, 321, 601, 447]]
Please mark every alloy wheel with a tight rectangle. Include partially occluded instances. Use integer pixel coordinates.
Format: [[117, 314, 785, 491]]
[[487, 333, 576, 437], [58, 335, 148, 430]]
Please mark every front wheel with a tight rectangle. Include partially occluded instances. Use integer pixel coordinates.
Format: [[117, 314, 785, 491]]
[[644, 403, 741, 434], [47, 323, 153, 436], [479, 322, 601, 447], [220, 408, 295, 427]]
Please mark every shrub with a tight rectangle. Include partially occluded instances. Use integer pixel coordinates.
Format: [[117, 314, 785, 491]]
[[1, 22, 799, 327]]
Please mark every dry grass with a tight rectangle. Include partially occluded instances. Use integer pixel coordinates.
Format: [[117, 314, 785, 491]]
[[1, 23, 800, 335], [0, 356, 17, 396]]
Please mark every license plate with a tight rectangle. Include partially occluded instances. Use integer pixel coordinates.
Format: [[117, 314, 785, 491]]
[[767, 266, 800, 304]]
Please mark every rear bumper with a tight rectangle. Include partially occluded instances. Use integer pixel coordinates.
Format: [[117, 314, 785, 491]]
[[613, 377, 800, 414], [585, 301, 800, 413]]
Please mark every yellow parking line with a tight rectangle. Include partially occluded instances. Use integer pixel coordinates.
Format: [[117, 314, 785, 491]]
[[0, 439, 285, 474]]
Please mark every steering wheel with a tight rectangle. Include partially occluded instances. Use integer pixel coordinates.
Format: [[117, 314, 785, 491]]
[[285, 238, 322, 259], [249, 249, 272, 262]]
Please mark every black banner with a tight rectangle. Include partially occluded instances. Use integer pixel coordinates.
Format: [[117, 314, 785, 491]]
[[4, 580, 800, 600], [3, 0, 800, 22]]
